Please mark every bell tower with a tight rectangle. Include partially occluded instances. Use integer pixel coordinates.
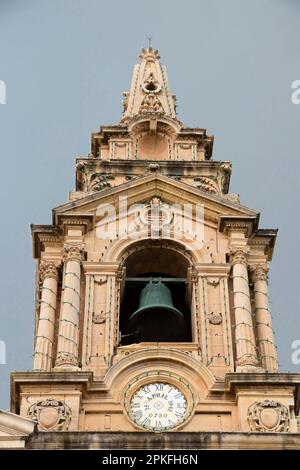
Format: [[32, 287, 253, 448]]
[[9, 46, 300, 449]]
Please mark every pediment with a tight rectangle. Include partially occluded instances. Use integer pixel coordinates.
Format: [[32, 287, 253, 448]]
[[53, 174, 258, 225]]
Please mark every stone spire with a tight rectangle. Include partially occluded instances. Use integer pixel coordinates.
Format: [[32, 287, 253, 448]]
[[120, 47, 179, 126]]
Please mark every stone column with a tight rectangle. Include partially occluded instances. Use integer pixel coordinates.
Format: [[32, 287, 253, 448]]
[[230, 248, 259, 371], [250, 265, 278, 372], [33, 262, 59, 371], [55, 246, 83, 369]]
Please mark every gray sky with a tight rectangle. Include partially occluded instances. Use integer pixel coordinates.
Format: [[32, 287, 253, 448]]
[[0, 0, 300, 408]]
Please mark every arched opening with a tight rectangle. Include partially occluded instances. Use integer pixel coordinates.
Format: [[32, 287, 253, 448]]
[[119, 244, 192, 345]]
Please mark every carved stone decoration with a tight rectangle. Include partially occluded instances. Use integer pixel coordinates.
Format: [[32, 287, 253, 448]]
[[207, 312, 222, 325], [148, 162, 160, 172], [93, 310, 106, 324], [219, 161, 232, 175], [247, 400, 290, 432], [63, 245, 83, 263], [194, 176, 219, 194], [206, 277, 220, 287], [122, 91, 129, 112], [56, 351, 79, 367], [89, 173, 115, 192], [229, 247, 249, 266], [137, 197, 174, 230], [250, 264, 269, 283], [190, 269, 199, 284], [139, 93, 163, 114], [39, 261, 59, 282], [236, 354, 259, 367], [27, 399, 71, 431], [141, 72, 161, 94], [139, 71, 163, 114]]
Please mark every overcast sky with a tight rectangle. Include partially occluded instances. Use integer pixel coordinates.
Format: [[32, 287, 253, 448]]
[[0, 0, 300, 408]]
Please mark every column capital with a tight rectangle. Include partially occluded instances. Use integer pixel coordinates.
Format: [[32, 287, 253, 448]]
[[249, 264, 269, 283], [190, 268, 199, 284], [40, 261, 59, 282], [63, 245, 84, 263], [229, 247, 249, 266], [56, 351, 79, 368], [236, 354, 259, 368]]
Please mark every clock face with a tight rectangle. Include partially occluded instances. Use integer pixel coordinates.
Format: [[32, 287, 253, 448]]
[[129, 382, 187, 431]]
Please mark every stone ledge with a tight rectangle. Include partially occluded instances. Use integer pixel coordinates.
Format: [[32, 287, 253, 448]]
[[26, 431, 300, 450]]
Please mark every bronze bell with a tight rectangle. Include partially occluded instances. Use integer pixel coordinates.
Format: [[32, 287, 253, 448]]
[[128, 278, 186, 342]]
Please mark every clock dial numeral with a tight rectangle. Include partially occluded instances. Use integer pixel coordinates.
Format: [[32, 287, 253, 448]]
[[131, 403, 141, 409], [142, 417, 151, 427], [154, 383, 163, 391]]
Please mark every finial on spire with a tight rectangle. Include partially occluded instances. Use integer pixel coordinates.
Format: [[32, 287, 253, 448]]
[[147, 36, 153, 48]]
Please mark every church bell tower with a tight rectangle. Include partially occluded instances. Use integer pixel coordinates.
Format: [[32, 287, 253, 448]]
[[10, 46, 300, 449]]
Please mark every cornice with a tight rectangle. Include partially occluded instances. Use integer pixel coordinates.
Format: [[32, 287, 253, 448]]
[[82, 261, 120, 274], [249, 229, 278, 260], [54, 213, 94, 233], [192, 263, 231, 276], [219, 215, 259, 238], [31, 225, 61, 259], [75, 157, 225, 170], [10, 372, 93, 413]]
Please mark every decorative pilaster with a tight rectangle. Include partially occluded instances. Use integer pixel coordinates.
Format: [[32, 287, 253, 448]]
[[55, 246, 83, 369], [104, 274, 117, 367], [230, 248, 259, 371], [189, 269, 201, 350], [33, 262, 59, 371], [250, 265, 278, 372]]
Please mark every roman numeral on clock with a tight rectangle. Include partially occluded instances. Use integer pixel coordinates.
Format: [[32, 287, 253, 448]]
[[131, 403, 141, 409], [142, 417, 151, 427], [154, 384, 163, 391]]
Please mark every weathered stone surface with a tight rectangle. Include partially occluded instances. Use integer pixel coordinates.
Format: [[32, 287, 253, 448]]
[[25, 431, 300, 450]]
